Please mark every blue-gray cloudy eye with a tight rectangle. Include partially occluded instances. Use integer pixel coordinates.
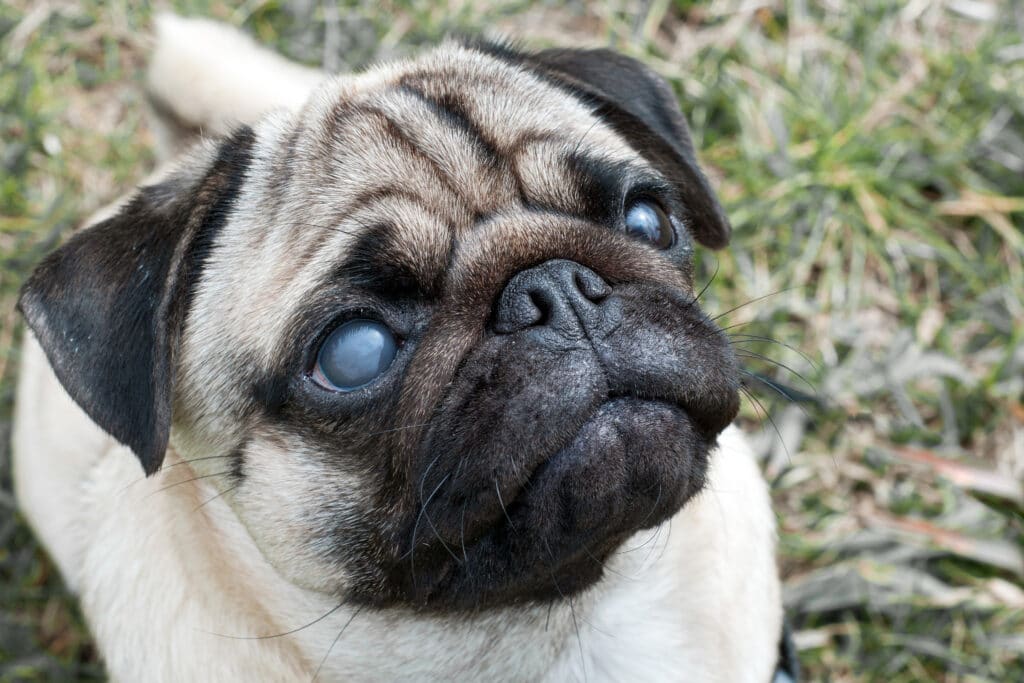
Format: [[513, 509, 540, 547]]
[[624, 200, 675, 249], [313, 320, 397, 391]]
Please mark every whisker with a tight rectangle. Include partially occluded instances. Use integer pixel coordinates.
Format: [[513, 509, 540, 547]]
[[711, 286, 801, 322], [739, 385, 792, 465], [507, 451, 520, 481], [614, 522, 663, 555], [641, 520, 667, 567], [205, 600, 346, 640], [733, 348, 816, 393], [162, 454, 235, 470], [569, 591, 586, 682], [312, 605, 364, 682], [693, 256, 720, 303], [653, 518, 674, 566], [715, 319, 754, 335], [582, 544, 628, 580], [692, 318, 754, 342], [740, 369, 814, 418], [118, 454, 235, 493], [635, 480, 663, 528], [422, 473, 461, 563], [728, 333, 821, 372], [539, 537, 587, 681], [396, 453, 441, 563], [459, 500, 470, 564], [412, 456, 463, 563], [494, 479, 517, 532], [408, 472, 459, 570], [146, 470, 233, 498], [418, 453, 443, 501], [193, 483, 239, 512]]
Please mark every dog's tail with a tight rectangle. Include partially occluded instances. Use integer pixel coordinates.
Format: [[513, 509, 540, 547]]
[[146, 14, 325, 156]]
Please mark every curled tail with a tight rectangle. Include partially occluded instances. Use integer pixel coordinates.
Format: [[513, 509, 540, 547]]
[[147, 14, 325, 155]]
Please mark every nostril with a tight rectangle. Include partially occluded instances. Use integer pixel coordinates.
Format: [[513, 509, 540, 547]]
[[492, 260, 612, 336], [573, 269, 611, 303], [527, 290, 551, 327]]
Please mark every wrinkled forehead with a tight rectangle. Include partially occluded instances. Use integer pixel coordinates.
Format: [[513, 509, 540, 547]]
[[291, 43, 638, 216], [188, 43, 647, 366]]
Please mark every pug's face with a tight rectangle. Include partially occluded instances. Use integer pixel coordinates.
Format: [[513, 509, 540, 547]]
[[21, 44, 739, 610]]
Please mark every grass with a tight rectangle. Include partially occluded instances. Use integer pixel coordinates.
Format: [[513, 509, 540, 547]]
[[1, 1, 1022, 680]]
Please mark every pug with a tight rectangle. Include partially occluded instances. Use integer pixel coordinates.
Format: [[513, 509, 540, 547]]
[[13, 14, 795, 683]]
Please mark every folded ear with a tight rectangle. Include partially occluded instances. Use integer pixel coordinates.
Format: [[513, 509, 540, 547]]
[[18, 126, 255, 474], [491, 45, 731, 249]]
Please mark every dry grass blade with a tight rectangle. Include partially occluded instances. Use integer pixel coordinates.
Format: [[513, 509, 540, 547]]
[[890, 445, 1024, 507], [866, 511, 1024, 578]]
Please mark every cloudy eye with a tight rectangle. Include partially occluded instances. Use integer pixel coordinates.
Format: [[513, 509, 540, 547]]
[[312, 320, 398, 392], [624, 199, 675, 249]]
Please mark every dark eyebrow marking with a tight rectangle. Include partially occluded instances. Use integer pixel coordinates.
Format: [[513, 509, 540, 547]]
[[396, 81, 503, 166], [551, 152, 634, 223], [369, 107, 473, 211], [342, 186, 452, 227], [324, 97, 466, 204], [333, 222, 446, 299]]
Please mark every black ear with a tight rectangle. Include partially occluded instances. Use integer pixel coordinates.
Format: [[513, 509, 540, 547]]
[[486, 44, 731, 249], [18, 126, 255, 474]]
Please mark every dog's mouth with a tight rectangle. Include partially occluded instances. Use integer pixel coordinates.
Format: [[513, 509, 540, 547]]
[[361, 282, 741, 610], [386, 394, 714, 609]]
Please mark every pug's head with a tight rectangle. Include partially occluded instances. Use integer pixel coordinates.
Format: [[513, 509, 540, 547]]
[[20, 43, 739, 610]]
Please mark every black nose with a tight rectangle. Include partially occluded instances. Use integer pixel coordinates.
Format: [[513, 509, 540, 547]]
[[492, 260, 619, 339]]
